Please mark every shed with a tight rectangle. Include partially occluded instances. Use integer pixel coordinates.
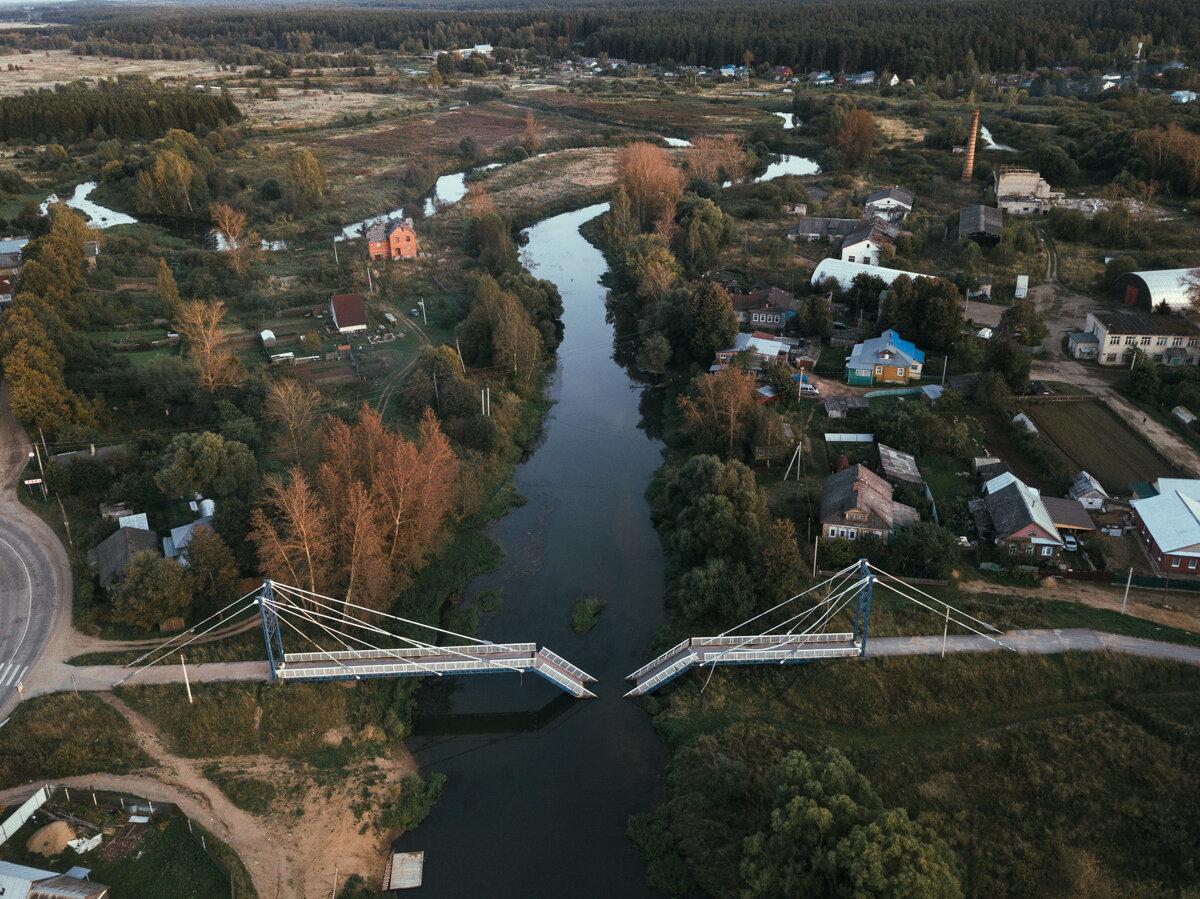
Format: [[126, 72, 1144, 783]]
[[877, 443, 922, 484], [1014, 275, 1029, 299], [1068, 471, 1110, 510], [921, 384, 944, 406], [958, 205, 1004, 245], [1173, 406, 1196, 425], [260, 329, 277, 347], [824, 395, 869, 418], [1012, 411, 1038, 434], [1111, 268, 1196, 311]]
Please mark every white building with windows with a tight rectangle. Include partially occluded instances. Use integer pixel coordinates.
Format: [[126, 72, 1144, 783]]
[[1079, 309, 1200, 366]]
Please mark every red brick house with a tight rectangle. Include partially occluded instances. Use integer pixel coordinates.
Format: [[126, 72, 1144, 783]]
[[1132, 479, 1200, 573], [982, 472, 1064, 562], [366, 217, 418, 261]]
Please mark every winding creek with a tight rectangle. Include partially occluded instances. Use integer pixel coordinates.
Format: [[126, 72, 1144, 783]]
[[398, 202, 669, 895]]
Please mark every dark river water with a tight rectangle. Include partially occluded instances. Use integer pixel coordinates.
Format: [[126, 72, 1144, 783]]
[[398, 202, 669, 896]]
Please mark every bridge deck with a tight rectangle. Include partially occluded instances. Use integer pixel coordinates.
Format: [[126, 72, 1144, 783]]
[[625, 634, 860, 697], [276, 643, 597, 698]]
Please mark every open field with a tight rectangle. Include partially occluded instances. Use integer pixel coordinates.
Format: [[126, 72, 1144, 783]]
[[652, 651, 1200, 899], [1025, 401, 1179, 494], [0, 49, 220, 95]]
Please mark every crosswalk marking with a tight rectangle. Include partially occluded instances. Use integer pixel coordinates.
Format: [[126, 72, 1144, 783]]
[[0, 664, 27, 687], [0, 663, 12, 686]]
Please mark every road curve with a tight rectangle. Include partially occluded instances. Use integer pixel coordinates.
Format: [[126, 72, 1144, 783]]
[[0, 385, 72, 720]]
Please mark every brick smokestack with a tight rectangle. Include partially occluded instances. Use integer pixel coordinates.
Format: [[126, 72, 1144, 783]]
[[962, 109, 980, 182]]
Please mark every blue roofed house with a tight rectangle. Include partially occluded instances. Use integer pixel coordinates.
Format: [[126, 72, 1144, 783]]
[[845, 330, 924, 386]]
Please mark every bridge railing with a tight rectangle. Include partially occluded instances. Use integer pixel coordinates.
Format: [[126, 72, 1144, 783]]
[[538, 647, 597, 683], [283, 642, 537, 663], [691, 633, 854, 647], [627, 640, 691, 681], [279, 656, 532, 679]]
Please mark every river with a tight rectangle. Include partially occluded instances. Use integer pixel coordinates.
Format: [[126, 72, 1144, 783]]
[[398, 202, 669, 895]]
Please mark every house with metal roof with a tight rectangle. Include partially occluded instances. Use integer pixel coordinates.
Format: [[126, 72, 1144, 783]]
[[787, 216, 860, 242], [329, 292, 368, 334], [162, 517, 214, 562], [1132, 478, 1200, 572], [0, 861, 108, 899], [877, 443, 922, 485], [982, 472, 1065, 561], [1081, 309, 1200, 366], [810, 258, 935, 292], [87, 527, 159, 590], [1111, 268, 1198, 311], [845, 330, 924, 385], [820, 464, 919, 543]]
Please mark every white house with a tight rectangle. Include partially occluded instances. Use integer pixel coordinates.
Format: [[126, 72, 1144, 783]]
[[840, 222, 895, 266], [863, 185, 913, 221], [811, 258, 934, 291]]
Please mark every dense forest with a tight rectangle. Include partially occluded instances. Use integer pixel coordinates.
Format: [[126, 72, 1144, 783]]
[[0, 82, 241, 143], [5, 0, 1198, 77]]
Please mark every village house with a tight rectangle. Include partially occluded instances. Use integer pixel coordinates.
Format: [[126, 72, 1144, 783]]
[[840, 221, 897, 266], [1132, 478, 1200, 573], [0, 274, 12, 304], [863, 185, 913, 221], [1074, 309, 1200, 366], [0, 861, 108, 899], [981, 472, 1065, 561], [845, 330, 924, 386], [366, 217, 418, 261], [86, 526, 159, 590], [713, 331, 790, 374], [0, 236, 29, 276], [728, 283, 798, 330], [820, 464, 919, 543], [329, 292, 368, 335]]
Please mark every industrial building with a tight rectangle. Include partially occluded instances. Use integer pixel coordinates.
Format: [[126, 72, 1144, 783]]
[[1110, 268, 1197, 311]]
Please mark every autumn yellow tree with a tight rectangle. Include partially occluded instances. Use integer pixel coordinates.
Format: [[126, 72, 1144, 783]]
[[677, 366, 760, 455], [210, 202, 259, 275], [690, 134, 746, 184], [523, 111, 544, 154], [266, 379, 322, 461], [286, 149, 328, 209], [175, 299, 242, 392], [134, 149, 200, 215], [617, 142, 685, 231]]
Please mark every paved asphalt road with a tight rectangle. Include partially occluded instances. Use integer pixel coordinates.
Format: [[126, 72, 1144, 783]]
[[0, 386, 69, 719]]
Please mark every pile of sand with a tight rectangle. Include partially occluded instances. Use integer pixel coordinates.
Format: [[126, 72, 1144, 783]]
[[27, 820, 74, 856]]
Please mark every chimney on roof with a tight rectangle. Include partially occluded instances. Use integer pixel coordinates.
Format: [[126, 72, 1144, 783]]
[[962, 109, 980, 182]]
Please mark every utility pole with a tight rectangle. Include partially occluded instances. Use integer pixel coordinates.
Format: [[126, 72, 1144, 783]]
[[432, 373, 440, 412], [812, 535, 820, 578], [1121, 566, 1133, 615], [419, 300, 427, 325], [455, 338, 467, 374], [56, 495, 72, 547], [941, 355, 948, 386], [332, 237, 339, 266], [31, 447, 47, 500], [941, 604, 950, 657], [181, 653, 193, 704]]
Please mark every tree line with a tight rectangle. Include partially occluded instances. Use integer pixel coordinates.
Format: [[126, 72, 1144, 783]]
[[0, 81, 241, 144], [36, 0, 1200, 77]]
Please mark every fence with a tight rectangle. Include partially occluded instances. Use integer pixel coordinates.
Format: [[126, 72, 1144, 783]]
[[3, 786, 237, 898], [0, 785, 51, 845], [824, 433, 874, 444], [1131, 574, 1200, 593]]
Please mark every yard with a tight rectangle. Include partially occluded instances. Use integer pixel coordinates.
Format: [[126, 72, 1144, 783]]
[[1024, 401, 1180, 495]]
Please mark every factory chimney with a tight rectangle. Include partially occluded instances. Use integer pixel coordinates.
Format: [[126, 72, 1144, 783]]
[[961, 109, 980, 182]]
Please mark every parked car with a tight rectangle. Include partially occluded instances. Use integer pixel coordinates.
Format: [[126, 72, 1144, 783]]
[[1063, 534, 1078, 552], [799, 383, 820, 397]]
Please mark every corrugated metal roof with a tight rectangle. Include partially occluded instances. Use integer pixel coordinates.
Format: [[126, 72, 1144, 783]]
[[1133, 484, 1200, 554], [810, 258, 934, 290], [1123, 268, 1195, 309]]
